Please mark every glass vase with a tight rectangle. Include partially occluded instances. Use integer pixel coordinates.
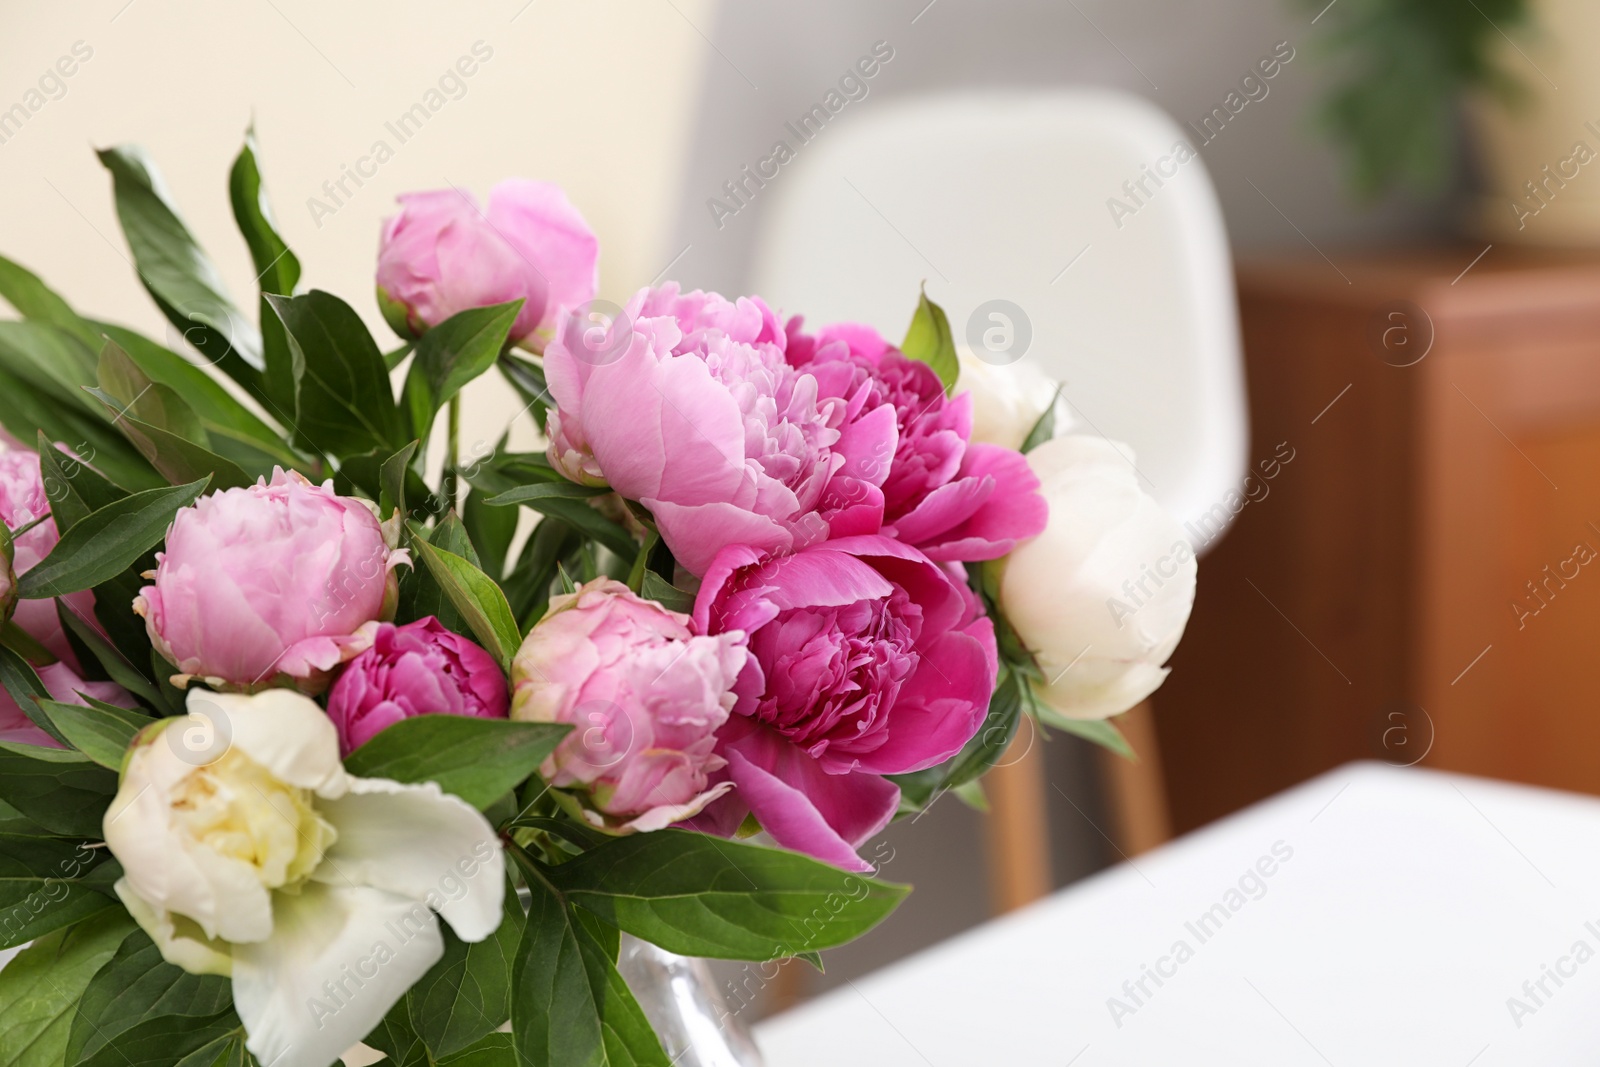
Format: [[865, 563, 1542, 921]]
[[616, 934, 766, 1066]]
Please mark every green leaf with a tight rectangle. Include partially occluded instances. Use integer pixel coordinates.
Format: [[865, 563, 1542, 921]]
[[35, 435, 125, 532], [497, 353, 551, 429], [512, 859, 672, 1067], [0, 649, 64, 748], [385, 341, 415, 373], [17, 478, 208, 600], [90, 405, 250, 492], [485, 482, 607, 506], [402, 302, 522, 444], [439, 1032, 518, 1066], [95, 341, 206, 443], [267, 290, 402, 459], [0, 834, 112, 950], [36, 701, 144, 771], [361, 998, 432, 1067], [426, 513, 480, 566], [0, 909, 133, 1067], [95, 569, 162, 684], [96, 146, 266, 395], [411, 538, 523, 667], [343, 716, 569, 810], [891, 669, 1023, 810], [380, 440, 420, 518], [405, 878, 522, 1058], [0, 744, 116, 838], [464, 485, 518, 581], [0, 321, 102, 414], [92, 322, 290, 456], [229, 126, 301, 411], [63, 926, 232, 1064], [0, 624, 52, 669], [510, 496, 636, 561], [900, 286, 958, 394], [1039, 703, 1135, 759], [0, 326, 161, 491], [74, 1010, 248, 1067], [0, 255, 103, 351], [637, 572, 694, 616], [87, 357, 252, 492], [1019, 383, 1062, 454], [55, 600, 169, 712], [501, 516, 582, 629], [545, 830, 909, 960]]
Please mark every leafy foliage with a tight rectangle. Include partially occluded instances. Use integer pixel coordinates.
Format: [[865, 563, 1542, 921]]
[[1312, 0, 1532, 196]]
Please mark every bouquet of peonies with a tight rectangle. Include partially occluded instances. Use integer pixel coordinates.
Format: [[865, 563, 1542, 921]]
[[0, 132, 1195, 1067]]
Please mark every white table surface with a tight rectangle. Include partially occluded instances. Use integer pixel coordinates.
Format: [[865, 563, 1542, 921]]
[[753, 761, 1600, 1066]]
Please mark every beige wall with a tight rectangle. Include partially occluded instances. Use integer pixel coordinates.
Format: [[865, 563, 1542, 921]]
[[0, 0, 713, 452]]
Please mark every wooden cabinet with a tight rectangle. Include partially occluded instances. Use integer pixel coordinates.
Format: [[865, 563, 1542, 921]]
[[1154, 249, 1600, 832]]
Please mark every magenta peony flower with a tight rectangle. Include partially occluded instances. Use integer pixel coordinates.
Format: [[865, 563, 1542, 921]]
[[0, 446, 97, 664], [543, 285, 898, 576], [135, 469, 408, 692], [689, 534, 997, 870], [786, 317, 1048, 562], [325, 616, 508, 756], [376, 179, 599, 343], [510, 578, 747, 832]]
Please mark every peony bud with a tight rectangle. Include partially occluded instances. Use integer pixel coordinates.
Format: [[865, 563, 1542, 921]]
[[135, 469, 408, 693], [326, 616, 509, 756], [999, 435, 1196, 721], [955, 349, 1070, 452], [376, 180, 599, 344], [510, 578, 746, 832]]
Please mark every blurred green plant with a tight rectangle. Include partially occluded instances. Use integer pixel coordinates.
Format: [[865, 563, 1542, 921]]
[[1312, 0, 1534, 197]]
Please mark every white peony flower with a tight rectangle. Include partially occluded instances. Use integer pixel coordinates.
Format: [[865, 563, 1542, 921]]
[[104, 689, 505, 1067], [955, 350, 1070, 451], [999, 435, 1196, 721]]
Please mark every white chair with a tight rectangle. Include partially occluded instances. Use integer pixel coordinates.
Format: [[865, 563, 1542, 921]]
[[748, 88, 1247, 536], [746, 89, 1249, 910]]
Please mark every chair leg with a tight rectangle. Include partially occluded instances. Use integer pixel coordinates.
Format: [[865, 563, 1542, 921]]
[[1099, 700, 1173, 856], [982, 718, 1053, 914]]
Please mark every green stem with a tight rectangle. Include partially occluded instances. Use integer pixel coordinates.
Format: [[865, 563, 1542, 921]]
[[444, 393, 462, 515]]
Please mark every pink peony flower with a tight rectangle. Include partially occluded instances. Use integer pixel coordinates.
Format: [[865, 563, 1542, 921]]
[[376, 179, 599, 343], [0, 661, 137, 749], [0, 446, 98, 664], [786, 318, 1048, 562], [689, 534, 997, 871], [510, 578, 747, 832], [325, 616, 508, 757], [135, 469, 408, 692], [543, 285, 898, 576]]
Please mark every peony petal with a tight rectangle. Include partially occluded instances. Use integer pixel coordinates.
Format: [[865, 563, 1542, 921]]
[[720, 723, 898, 872], [234, 882, 445, 1067], [648, 498, 793, 581], [848, 629, 993, 775], [194, 690, 348, 797], [487, 178, 599, 329], [314, 776, 505, 943], [115, 878, 234, 976], [921, 443, 1049, 561], [883, 474, 991, 547], [616, 780, 736, 834], [105, 731, 278, 945]]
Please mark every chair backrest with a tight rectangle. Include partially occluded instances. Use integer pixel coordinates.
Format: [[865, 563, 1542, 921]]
[[746, 88, 1248, 541]]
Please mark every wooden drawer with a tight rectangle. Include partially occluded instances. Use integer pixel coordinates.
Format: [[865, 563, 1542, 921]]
[[1154, 249, 1600, 831]]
